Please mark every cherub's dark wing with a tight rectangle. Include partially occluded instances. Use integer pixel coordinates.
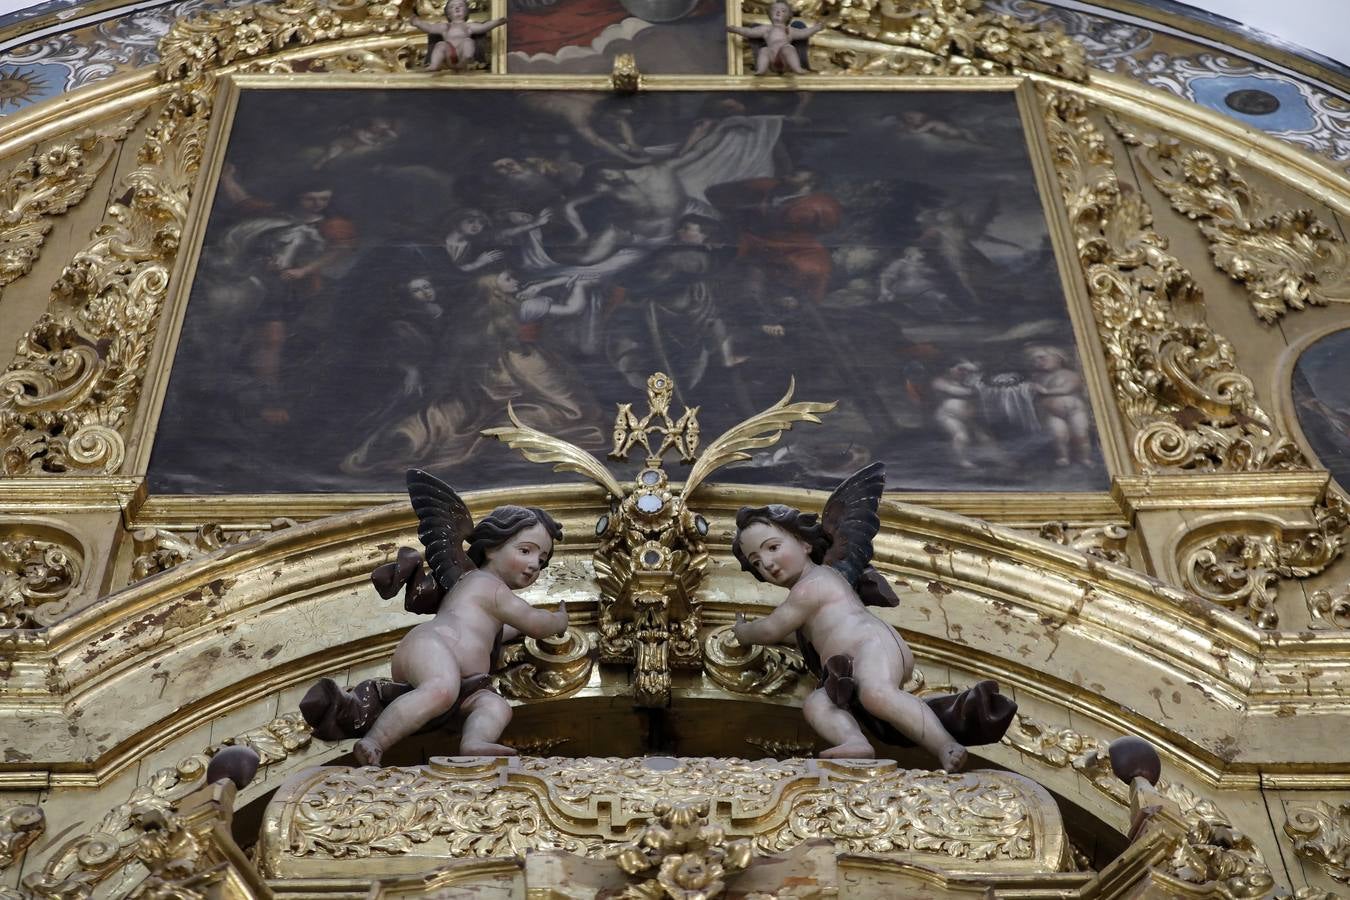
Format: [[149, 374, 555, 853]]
[[820, 462, 885, 589], [406, 468, 476, 590]]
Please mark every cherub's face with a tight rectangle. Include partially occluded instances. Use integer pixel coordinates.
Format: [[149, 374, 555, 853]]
[[495, 270, 519, 292], [483, 521, 553, 590], [770, 2, 791, 24], [407, 278, 435, 304], [1029, 349, 1060, 371], [462, 217, 485, 235], [298, 190, 332, 214], [739, 521, 812, 587], [446, 0, 467, 20]]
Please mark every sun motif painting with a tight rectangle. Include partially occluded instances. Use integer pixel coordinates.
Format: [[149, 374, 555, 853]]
[[147, 86, 1108, 495]]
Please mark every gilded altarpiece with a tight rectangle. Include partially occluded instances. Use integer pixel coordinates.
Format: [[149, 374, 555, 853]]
[[1, 0, 1350, 898]]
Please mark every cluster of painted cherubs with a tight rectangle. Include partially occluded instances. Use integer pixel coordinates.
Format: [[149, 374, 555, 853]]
[[411, 0, 821, 74]]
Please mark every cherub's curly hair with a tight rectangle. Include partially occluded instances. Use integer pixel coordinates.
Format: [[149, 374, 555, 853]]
[[732, 504, 830, 582], [467, 505, 562, 568]]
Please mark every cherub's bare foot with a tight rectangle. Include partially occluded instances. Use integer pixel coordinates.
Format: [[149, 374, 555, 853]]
[[353, 738, 383, 767], [458, 740, 518, 757], [819, 740, 875, 759], [938, 744, 968, 773]]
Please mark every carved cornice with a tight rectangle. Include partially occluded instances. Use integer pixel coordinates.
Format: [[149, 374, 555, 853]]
[[1284, 801, 1350, 885], [1040, 88, 1304, 475], [129, 518, 296, 583], [1110, 117, 1350, 325], [1036, 521, 1131, 566]]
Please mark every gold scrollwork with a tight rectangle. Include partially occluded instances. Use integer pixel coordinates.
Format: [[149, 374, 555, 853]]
[[0, 805, 44, 871], [265, 756, 1061, 873], [0, 110, 146, 298], [1284, 801, 1350, 884], [1001, 712, 1276, 896], [15, 714, 311, 900], [1110, 119, 1350, 325], [702, 626, 806, 696], [0, 531, 82, 630], [494, 626, 595, 700], [1308, 586, 1350, 631], [130, 518, 296, 582], [744, 0, 1086, 81], [1178, 499, 1348, 629], [1040, 89, 1304, 474], [1036, 522, 1131, 566]]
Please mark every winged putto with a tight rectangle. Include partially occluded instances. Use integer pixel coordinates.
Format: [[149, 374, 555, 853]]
[[300, 470, 568, 765], [731, 462, 1015, 771]]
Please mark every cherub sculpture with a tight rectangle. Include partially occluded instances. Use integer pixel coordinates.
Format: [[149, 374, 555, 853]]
[[727, 0, 822, 75], [731, 462, 1015, 772], [300, 470, 568, 765], [412, 0, 505, 71]]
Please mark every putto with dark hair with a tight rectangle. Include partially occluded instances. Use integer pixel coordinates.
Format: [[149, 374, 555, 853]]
[[467, 505, 563, 568], [732, 504, 828, 581]]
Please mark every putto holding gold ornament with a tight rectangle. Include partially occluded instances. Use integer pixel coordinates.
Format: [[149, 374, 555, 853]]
[[732, 463, 1015, 771]]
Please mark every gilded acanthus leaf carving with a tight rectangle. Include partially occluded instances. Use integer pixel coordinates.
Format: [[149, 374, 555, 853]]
[[1036, 522, 1131, 566], [1110, 119, 1350, 325], [0, 110, 146, 297], [0, 805, 44, 870], [1284, 801, 1350, 884], [0, 534, 82, 630], [1040, 89, 1304, 475], [610, 801, 752, 900], [1178, 496, 1348, 629], [266, 757, 1061, 875], [130, 518, 296, 583], [751, 0, 1086, 81], [1307, 586, 1350, 631]]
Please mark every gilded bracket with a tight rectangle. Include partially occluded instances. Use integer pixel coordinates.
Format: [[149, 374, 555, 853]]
[[0, 526, 84, 630], [1284, 801, 1350, 885]]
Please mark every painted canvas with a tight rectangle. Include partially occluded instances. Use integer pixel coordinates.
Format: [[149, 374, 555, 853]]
[[506, 0, 726, 73], [1292, 329, 1350, 493], [147, 88, 1109, 494]]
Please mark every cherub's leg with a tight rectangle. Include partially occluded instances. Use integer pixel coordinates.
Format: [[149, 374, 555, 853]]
[[1044, 414, 1071, 466], [458, 690, 517, 757], [755, 47, 772, 75], [353, 630, 460, 766], [804, 688, 874, 759], [427, 41, 451, 71], [780, 46, 806, 73], [855, 681, 966, 772], [1070, 410, 1093, 465]]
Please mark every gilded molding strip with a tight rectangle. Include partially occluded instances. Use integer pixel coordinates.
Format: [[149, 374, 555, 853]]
[[0, 110, 146, 298], [0, 532, 82, 630], [1035, 521, 1131, 566], [1110, 117, 1350, 325], [1284, 801, 1350, 885], [1040, 88, 1304, 474]]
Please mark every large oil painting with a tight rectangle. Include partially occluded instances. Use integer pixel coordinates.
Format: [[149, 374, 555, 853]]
[[1292, 329, 1350, 494], [147, 87, 1109, 494]]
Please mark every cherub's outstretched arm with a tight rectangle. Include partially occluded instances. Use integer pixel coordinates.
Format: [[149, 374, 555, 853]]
[[794, 21, 824, 38], [733, 591, 811, 646], [468, 16, 506, 33], [492, 584, 568, 639], [410, 16, 443, 34], [728, 24, 767, 38]]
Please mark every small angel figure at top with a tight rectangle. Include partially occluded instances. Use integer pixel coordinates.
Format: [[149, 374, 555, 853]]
[[728, 0, 822, 75], [412, 0, 505, 71], [731, 463, 1016, 772]]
